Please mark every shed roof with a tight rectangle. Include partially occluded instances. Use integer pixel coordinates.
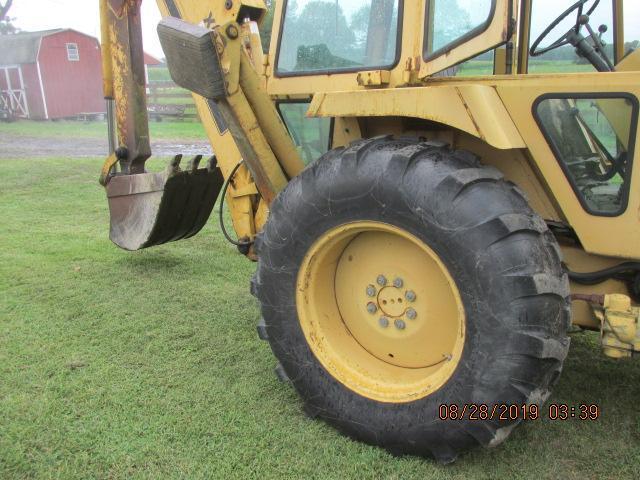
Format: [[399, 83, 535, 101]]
[[0, 29, 64, 65], [0, 29, 162, 67], [144, 52, 163, 66]]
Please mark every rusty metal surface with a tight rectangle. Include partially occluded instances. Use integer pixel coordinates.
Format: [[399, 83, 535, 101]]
[[107, 0, 151, 174], [106, 156, 224, 251]]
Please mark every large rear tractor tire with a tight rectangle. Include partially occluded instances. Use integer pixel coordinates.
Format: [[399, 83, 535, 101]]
[[252, 137, 571, 462]]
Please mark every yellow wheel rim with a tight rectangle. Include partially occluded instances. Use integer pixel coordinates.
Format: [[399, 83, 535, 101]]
[[296, 222, 465, 403]]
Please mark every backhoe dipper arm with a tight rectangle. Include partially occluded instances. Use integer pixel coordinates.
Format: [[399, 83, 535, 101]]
[[100, 0, 151, 175]]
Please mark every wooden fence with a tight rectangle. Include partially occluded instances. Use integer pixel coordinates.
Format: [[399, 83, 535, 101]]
[[147, 81, 199, 121]]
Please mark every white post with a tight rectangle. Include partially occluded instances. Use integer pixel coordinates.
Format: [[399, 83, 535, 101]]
[[17, 66, 29, 118]]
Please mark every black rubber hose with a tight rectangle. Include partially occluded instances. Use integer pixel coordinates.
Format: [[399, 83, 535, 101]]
[[568, 262, 640, 285], [633, 274, 640, 299], [219, 161, 253, 248]]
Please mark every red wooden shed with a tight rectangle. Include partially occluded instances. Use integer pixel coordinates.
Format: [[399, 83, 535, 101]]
[[0, 29, 104, 120]]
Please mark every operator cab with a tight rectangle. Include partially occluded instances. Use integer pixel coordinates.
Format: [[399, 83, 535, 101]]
[[271, 0, 638, 78]]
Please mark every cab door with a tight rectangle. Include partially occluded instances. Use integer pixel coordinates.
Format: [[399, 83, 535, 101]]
[[419, 0, 513, 77]]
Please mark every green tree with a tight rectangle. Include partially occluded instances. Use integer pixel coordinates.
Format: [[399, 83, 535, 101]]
[[624, 40, 639, 55], [350, 1, 398, 65], [350, 4, 371, 42], [259, 0, 274, 53], [278, 0, 357, 70], [430, 0, 479, 52], [295, 1, 355, 56], [0, 0, 18, 34]]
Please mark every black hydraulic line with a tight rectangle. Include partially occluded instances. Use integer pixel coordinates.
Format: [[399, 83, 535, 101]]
[[219, 161, 253, 248], [546, 220, 582, 245], [633, 274, 640, 299], [568, 262, 640, 285]]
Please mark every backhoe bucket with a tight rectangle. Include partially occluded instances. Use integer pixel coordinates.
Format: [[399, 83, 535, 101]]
[[106, 155, 224, 251]]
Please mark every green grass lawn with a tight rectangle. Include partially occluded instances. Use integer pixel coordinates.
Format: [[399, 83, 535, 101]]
[[147, 66, 172, 83], [0, 120, 206, 141], [1, 156, 639, 479], [457, 60, 596, 76]]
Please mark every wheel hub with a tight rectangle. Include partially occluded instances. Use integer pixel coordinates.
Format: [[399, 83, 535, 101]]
[[377, 285, 408, 318], [335, 230, 461, 369], [296, 222, 465, 402]]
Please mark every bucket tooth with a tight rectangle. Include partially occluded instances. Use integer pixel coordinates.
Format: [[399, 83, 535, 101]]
[[187, 155, 203, 173], [206, 156, 218, 172], [168, 154, 183, 174]]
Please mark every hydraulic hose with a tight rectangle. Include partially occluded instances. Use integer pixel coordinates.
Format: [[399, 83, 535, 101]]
[[219, 161, 253, 249], [568, 262, 640, 285]]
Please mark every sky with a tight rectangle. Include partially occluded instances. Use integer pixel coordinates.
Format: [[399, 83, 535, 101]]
[[10, 0, 165, 57], [8, 0, 640, 59]]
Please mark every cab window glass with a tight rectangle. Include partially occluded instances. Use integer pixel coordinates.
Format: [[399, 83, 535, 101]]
[[536, 96, 637, 215], [425, 0, 493, 57], [529, 0, 613, 73], [434, 50, 495, 77], [276, 0, 400, 74], [279, 103, 332, 165], [457, 50, 495, 76]]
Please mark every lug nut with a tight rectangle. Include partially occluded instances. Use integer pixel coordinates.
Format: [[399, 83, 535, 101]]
[[405, 290, 416, 302], [379, 317, 389, 328], [367, 303, 378, 314], [395, 319, 406, 330], [377, 275, 387, 286], [406, 308, 417, 320], [366, 285, 377, 297], [393, 278, 404, 288]]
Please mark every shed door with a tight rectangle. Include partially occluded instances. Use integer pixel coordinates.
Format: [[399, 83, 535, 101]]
[[419, 0, 512, 78], [1, 66, 29, 117]]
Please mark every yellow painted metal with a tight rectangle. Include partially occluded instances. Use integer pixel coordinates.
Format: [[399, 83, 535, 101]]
[[217, 24, 242, 95], [99, 0, 114, 99], [613, 0, 624, 65], [237, 51, 304, 179], [220, 89, 287, 204], [516, 0, 532, 74], [308, 85, 525, 150], [296, 222, 465, 403], [153, 0, 260, 245], [241, 20, 264, 72], [595, 98, 631, 150], [253, 198, 269, 234], [99, 153, 119, 187], [153, 0, 294, 246], [313, 72, 639, 260], [332, 117, 362, 149], [491, 72, 640, 260], [494, 47, 508, 75], [357, 70, 391, 87], [595, 295, 640, 358], [105, 0, 151, 175], [617, 48, 640, 71], [102, 0, 639, 314]]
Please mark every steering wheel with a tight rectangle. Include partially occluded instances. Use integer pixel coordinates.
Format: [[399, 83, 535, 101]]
[[530, 0, 600, 57]]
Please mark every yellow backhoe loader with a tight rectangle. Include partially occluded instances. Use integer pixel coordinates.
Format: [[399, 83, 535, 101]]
[[99, 0, 640, 461]]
